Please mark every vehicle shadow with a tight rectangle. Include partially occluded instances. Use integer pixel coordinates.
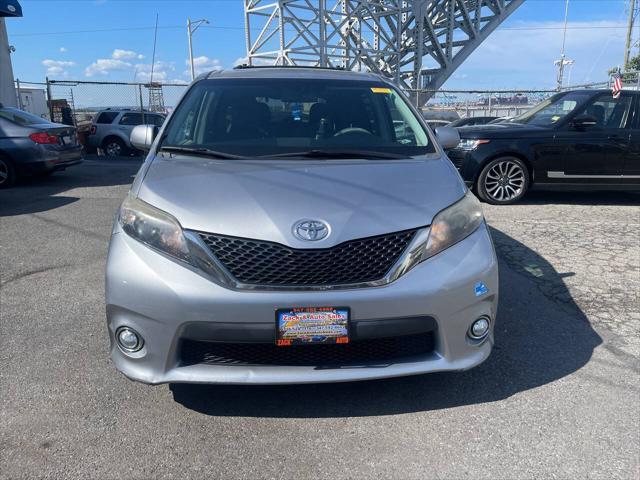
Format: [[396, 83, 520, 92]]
[[0, 156, 142, 217], [170, 226, 602, 417], [521, 190, 640, 206]]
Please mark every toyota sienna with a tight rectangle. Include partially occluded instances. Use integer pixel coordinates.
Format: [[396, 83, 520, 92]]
[[105, 67, 498, 384]]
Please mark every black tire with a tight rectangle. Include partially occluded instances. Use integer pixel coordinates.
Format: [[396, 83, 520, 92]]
[[0, 156, 16, 189], [476, 156, 530, 205], [102, 137, 127, 158]]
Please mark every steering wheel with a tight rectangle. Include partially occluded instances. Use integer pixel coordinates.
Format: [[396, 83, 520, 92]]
[[333, 127, 373, 137]]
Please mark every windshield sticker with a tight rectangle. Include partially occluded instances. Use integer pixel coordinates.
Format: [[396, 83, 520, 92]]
[[371, 87, 392, 94]]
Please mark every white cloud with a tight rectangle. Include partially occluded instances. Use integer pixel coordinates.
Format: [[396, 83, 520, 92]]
[[134, 61, 176, 82], [233, 56, 249, 67], [59, 47, 67, 53], [42, 59, 75, 77], [85, 49, 150, 77], [112, 49, 144, 61], [233, 56, 273, 67], [85, 58, 132, 77], [185, 56, 222, 77]]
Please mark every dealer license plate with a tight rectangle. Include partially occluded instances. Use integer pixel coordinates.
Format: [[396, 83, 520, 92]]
[[276, 307, 350, 346]]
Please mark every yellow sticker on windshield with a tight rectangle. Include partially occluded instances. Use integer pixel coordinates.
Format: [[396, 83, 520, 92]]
[[371, 87, 392, 94]]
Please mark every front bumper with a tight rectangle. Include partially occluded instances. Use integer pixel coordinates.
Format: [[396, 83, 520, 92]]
[[105, 223, 499, 385], [446, 148, 478, 185]]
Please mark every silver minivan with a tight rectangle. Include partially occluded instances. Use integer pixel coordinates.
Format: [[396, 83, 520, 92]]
[[106, 67, 498, 385]]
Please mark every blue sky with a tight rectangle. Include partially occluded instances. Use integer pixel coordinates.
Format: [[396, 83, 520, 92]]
[[4, 0, 631, 89]]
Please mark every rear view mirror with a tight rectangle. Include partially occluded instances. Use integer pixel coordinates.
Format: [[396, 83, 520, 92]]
[[571, 114, 598, 130], [130, 124, 158, 151], [434, 126, 460, 150]]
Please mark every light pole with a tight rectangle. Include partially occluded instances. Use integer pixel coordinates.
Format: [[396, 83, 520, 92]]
[[555, 0, 570, 90], [554, 58, 575, 89], [188, 18, 209, 81]]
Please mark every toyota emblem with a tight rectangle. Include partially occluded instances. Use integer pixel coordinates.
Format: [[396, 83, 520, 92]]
[[293, 220, 330, 241]]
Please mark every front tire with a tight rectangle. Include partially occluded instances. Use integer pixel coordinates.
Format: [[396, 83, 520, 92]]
[[0, 156, 16, 189], [102, 138, 126, 158], [476, 157, 529, 205]]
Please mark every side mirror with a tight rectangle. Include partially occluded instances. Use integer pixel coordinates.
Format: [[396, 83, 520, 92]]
[[571, 114, 598, 130], [434, 126, 460, 150], [130, 124, 158, 151]]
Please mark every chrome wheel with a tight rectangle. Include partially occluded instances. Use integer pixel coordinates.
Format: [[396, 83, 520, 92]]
[[483, 160, 526, 202], [105, 141, 123, 157], [0, 159, 8, 186]]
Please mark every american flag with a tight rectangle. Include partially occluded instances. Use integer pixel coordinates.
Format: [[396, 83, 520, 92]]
[[612, 70, 623, 99]]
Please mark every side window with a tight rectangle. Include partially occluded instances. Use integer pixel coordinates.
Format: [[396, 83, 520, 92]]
[[578, 94, 633, 129], [149, 115, 165, 127], [119, 113, 144, 126], [96, 112, 118, 124]]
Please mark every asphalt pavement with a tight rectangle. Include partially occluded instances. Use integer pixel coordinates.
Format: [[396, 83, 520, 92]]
[[1, 156, 639, 479]]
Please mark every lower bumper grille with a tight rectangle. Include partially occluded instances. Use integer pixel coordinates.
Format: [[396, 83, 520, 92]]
[[180, 333, 435, 367]]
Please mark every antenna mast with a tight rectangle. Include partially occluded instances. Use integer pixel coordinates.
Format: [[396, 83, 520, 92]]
[[146, 13, 165, 113], [150, 13, 158, 84]]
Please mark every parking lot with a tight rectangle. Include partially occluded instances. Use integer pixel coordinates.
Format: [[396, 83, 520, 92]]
[[1, 157, 638, 479]]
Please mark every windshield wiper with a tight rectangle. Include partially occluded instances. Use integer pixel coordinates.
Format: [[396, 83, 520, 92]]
[[159, 146, 244, 160], [261, 149, 407, 160]]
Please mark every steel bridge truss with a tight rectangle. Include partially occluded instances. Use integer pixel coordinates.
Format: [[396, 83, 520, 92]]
[[244, 0, 524, 102]]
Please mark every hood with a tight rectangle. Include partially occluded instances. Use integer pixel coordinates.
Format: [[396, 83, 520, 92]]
[[136, 155, 466, 249], [457, 122, 548, 139]]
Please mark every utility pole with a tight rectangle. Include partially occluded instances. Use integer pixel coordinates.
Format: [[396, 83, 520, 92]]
[[188, 18, 209, 81], [624, 0, 637, 69]]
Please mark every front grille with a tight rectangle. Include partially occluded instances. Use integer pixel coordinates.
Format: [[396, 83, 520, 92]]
[[197, 229, 418, 287], [180, 333, 435, 367], [446, 152, 464, 169]]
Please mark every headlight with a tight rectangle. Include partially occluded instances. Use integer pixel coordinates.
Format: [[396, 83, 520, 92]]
[[457, 138, 490, 150], [119, 195, 191, 263], [398, 191, 484, 276], [422, 191, 484, 259]]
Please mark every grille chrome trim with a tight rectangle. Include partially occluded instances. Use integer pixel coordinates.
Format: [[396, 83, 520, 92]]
[[183, 227, 430, 292]]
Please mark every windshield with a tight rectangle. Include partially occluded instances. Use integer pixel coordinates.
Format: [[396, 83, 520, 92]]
[[509, 91, 594, 127], [0, 107, 49, 126], [160, 78, 434, 157]]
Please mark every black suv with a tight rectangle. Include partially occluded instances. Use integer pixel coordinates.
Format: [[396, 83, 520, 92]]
[[448, 89, 640, 204]]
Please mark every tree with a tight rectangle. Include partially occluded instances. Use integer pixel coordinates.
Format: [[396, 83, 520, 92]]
[[608, 53, 640, 82]]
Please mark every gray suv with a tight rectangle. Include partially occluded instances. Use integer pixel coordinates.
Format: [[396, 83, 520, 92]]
[[86, 109, 165, 157], [106, 67, 498, 385]]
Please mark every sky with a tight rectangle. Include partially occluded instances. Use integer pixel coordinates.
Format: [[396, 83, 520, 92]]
[[4, 0, 633, 90]]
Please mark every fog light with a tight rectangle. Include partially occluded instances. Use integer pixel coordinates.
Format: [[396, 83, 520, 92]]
[[469, 317, 490, 340], [116, 327, 143, 352]]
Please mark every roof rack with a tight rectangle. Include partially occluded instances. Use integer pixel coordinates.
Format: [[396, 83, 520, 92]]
[[233, 64, 345, 71]]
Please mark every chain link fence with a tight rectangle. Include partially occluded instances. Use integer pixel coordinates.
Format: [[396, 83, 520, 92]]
[[14, 77, 616, 131], [409, 81, 612, 121], [409, 89, 556, 121], [14, 79, 189, 131], [611, 69, 640, 89]]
